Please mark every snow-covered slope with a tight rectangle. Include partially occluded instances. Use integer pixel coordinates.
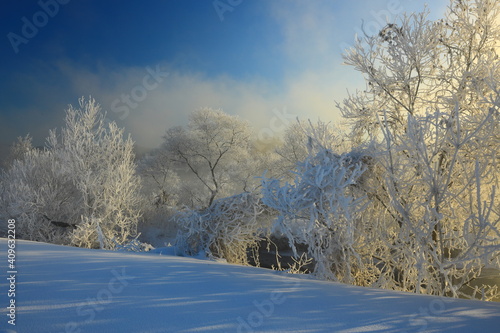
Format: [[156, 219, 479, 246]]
[[1, 239, 499, 333]]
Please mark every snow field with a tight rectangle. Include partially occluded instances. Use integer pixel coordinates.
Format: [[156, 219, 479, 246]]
[[0, 238, 499, 333]]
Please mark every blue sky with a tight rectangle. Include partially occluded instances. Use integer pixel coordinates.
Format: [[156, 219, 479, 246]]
[[0, 0, 448, 159]]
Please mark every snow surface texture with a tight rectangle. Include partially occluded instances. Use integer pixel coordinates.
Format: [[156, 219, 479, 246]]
[[1, 239, 499, 333]]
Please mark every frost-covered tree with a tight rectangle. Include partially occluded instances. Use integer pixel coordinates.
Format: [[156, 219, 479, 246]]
[[49, 97, 142, 248], [9, 134, 33, 161], [0, 97, 142, 248], [138, 148, 180, 209], [260, 0, 499, 301], [136, 149, 180, 240], [335, 0, 500, 299], [339, 0, 500, 140], [162, 108, 253, 208], [1, 134, 34, 170], [378, 108, 500, 299], [274, 120, 349, 180]]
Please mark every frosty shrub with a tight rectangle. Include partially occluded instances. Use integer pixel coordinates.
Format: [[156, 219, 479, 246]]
[[112, 233, 154, 252], [0, 97, 142, 248], [262, 146, 371, 282], [0, 148, 77, 244], [175, 192, 265, 264]]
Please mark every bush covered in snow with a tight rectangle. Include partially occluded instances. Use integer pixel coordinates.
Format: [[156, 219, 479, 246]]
[[174, 192, 265, 264], [262, 147, 373, 282], [0, 148, 76, 244]]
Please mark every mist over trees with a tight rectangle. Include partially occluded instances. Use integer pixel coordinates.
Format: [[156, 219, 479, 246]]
[[1, 0, 498, 301]]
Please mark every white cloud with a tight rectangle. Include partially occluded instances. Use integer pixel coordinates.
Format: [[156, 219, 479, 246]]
[[44, 55, 349, 151], [49, 63, 291, 149]]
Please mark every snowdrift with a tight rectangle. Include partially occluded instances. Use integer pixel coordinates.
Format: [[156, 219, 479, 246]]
[[1, 238, 499, 333]]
